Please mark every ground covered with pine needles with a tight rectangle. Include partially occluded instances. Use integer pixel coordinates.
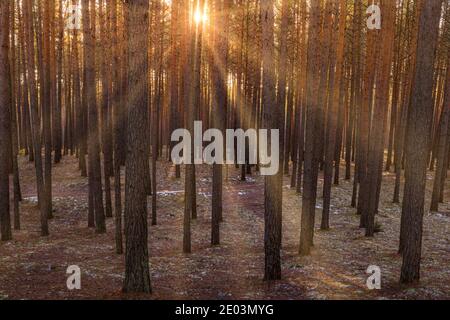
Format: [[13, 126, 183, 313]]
[[0, 156, 449, 300]]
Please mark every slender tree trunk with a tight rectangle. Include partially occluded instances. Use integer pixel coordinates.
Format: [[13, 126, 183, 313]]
[[0, 0, 12, 241], [261, 0, 282, 280], [170, 0, 181, 179], [10, 0, 21, 231], [293, 0, 307, 192], [152, 0, 164, 226], [430, 55, 450, 212], [54, 0, 63, 164], [24, 0, 48, 236], [357, 12, 379, 225], [183, 0, 204, 252], [43, 0, 53, 221], [83, 0, 106, 233], [71, 0, 86, 177], [211, 0, 229, 246], [123, 0, 152, 294], [299, 0, 321, 256], [400, 0, 443, 284], [364, 0, 396, 237], [182, 0, 193, 253], [111, 0, 123, 254], [100, 0, 113, 219], [277, 0, 289, 176], [322, 0, 346, 230], [350, 0, 362, 208], [394, 0, 419, 204]]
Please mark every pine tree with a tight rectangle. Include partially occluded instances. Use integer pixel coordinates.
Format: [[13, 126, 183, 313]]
[[123, 0, 152, 294], [261, 0, 282, 280], [299, 0, 322, 256], [364, 0, 396, 237], [400, 0, 443, 284], [0, 0, 12, 241], [322, 0, 347, 230], [430, 53, 450, 212], [24, 0, 48, 236], [83, 0, 106, 233], [211, 0, 229, 246]]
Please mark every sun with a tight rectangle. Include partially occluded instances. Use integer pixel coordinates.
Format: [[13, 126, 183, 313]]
[[194, 6, 208, 25]]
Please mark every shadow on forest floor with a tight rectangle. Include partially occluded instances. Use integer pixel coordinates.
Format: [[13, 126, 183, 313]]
[[0, 155, 449, 300]]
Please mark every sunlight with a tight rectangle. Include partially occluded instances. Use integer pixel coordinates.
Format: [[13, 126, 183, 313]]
[[3, 0, 448, 303], [194, 5, 208, 25]]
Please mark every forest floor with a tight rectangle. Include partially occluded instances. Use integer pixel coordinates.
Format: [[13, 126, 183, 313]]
[[0, 155, 449, 300]]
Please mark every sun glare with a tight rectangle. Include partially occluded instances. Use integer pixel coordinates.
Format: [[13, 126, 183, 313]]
[[194, 6, 208, 25]]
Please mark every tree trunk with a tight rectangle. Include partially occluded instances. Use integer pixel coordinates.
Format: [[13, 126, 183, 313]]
[[261, 0, 282, 280], [24, 0, 48, 236], [111, 0, 123, 254], [0, 0, 12, 241], [430, 54, 450, 212], [53, 0, 63, 164], [211, 0, 229, 246], [299, 0, 321, 256], [123, 0, 152, 294], [170, 0, 181, 179], [277, 0, 289, 176], [364, 0, 396, 237], [43, 0, 53, 221], [400, 0, 443, 284], [83, 0, 106, 233], [322, 0, 346, 230]]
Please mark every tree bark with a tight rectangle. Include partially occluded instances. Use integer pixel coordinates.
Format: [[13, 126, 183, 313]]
[[430, 54, 450, 212], [111, 0, 123, 254], [299, 0, 321, 256], [364, 0, 396, 237], [322, 0, 346, 230], [261, 0, 282, 280], [83, 0, 106, 233], [24, 0, 48, 236], [0, 0, 12, 241], [43, 0, 53, 221], [400, 0, 443, 284], [123, 0, 152, 294], [211, 0, 229, 246]]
